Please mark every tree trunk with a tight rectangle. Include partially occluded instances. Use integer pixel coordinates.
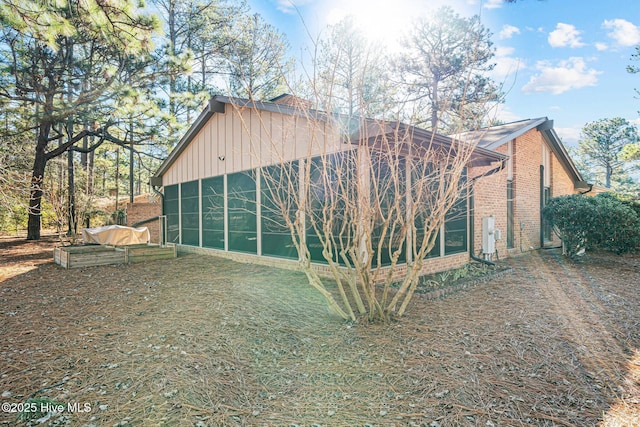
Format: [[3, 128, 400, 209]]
[[67, 148, 76, 235], [115, 147, 120, 215], [431, 79, 439, 131], [129, 120, 134, 203], [27, 131, 49, 240]]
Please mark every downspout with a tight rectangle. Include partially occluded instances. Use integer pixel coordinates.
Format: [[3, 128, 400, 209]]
[[469, 182, 496, 267], [151, 182, 166, 246], [578, 184, 594, 195], [540, 165, 544, 248], [152, 184, 164, 203]]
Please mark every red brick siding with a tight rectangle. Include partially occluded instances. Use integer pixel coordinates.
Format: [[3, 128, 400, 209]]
[[471, 166, 508, 258], [470, 128, 579, 258], [551, 154, 576, 196], [127, 202, 162, 243]]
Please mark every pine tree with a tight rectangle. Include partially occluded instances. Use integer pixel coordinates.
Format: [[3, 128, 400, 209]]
[[224, 13, 292, 101], [395, 6, 502, 133], [578, 118, 639, 189], [0, 0, 159, 240], [315, 16, 393, 119]]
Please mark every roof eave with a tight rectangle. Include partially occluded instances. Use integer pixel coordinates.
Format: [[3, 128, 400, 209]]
[[352, 122, 507, 166], [483, 117, 548, 150], [152, 98, 225, 183], [540, 126, 586, 185]]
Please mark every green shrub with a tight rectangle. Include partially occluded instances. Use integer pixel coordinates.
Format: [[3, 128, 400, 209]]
[[543, 193, 640, 257]]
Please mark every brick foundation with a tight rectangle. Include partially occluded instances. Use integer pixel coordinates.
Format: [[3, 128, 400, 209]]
[[176, 244, 471, 284]]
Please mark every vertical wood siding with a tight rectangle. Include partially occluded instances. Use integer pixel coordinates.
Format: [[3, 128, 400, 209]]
[[162, 107, 342, 186]]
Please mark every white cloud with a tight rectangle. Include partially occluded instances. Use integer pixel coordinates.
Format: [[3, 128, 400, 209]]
[[522, 57, 601, 94], [548, 23, 585, 48], [499, 25, 520, 40], [482, 0, 503, 9], [490, 104, 522, 124], [275, 0, 314, 14], [275, 0, 294, 13], [602, 19, 640, 47], [595, 42, 608, 51], [496, 46, 516, 56], [491, 46, 525, 82], [555, 127, 581, 144]]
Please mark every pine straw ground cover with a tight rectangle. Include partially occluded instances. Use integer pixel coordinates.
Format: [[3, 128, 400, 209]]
[[0, 235, 638, 427]]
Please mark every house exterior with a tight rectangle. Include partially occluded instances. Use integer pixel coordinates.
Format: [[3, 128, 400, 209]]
[[151, 95, 588, 277], [460, 119, 591, 258]]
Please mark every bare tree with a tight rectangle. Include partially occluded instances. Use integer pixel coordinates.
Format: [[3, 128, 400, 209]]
[[218, 17, 498, 321], [227, 90, 479, 321]]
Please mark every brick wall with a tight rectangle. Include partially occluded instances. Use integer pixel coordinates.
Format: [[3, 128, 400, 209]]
[[512, 131, 544, 251], [470, 128, 580, 258], [551, 154, 576, 196], [177, 244, 470, 284], [470, 144, 508, 259], [127, 202, 162, 243]]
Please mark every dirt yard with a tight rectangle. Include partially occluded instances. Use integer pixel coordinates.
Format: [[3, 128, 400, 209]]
[[0, 235, 638, 426]]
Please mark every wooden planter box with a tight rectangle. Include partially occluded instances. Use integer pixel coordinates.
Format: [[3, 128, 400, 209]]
[[54, 245, 125, 269], [54, 244, 176, 269], [125, 244, 177, 264]]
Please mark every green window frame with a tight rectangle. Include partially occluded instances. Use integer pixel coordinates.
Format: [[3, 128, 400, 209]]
[[507, 180, 515, 249], [443, 168, 468, 256], [202, 176, 225, 249], [306, 152, 355, 264], [164, 184, 179, 244], [180, 180, 200, 246], [543, 186, 552, 241], [227, 170, 257, 254], [371, 154, 407, 266], [261, 162, 299, 259], [444, 190, 468, 256]]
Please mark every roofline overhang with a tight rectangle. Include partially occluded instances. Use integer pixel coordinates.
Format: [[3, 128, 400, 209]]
[[152, 96, 334, 184], [539, 124, 586, 187], [459, 117, 588, 188], [482, 117, 549, 151], [348, 120, 506, 167], [153, 96, 507, 185], [152, 98, 226, 181]]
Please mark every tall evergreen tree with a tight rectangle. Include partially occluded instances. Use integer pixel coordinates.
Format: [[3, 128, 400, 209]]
[[577, 118, 639, 189], [224, 13, 291, 101], [0, 0, 159, 240], [151, 0, 244, 135], [315, 16, 393, 119], [395, 6, 501, 133]]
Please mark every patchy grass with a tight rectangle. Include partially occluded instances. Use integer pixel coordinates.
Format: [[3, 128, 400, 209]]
[[0, 236, 638, 426]]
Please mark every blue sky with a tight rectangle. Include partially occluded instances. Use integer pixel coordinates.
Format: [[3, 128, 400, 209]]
[[246, 0, 640, 146]]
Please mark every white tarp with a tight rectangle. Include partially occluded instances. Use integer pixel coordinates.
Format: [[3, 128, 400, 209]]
[[82, 225, 150, 246]]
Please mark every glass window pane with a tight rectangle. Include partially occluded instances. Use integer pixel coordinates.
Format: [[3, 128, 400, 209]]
[[261, 163, 299, 259], [227, 171, 257, 254], [164, 184, 179, 244], [181, 180, 199, 246], [444, 195, 468, 255], [202, 176, 224, 249]]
